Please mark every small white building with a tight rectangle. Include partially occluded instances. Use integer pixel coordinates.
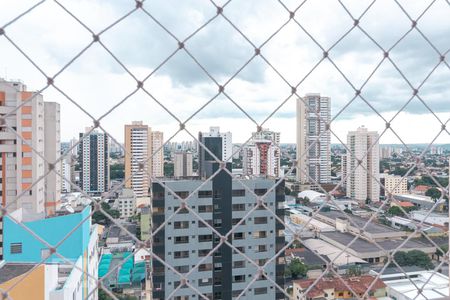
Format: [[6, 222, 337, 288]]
[[371, 269, 449, 300], [116, 189, 137, 218], [410, 210, 449, 226]]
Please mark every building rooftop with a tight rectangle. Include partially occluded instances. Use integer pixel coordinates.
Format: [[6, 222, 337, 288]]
[[107, 224, 137, 242], [318, 211, 400, 234], [394, 194, 434, 203], [285, 248, 329, 267], [321, 231, 433, 253], [383, 271, 449, 300], [0, 263, 36, 284], [302, 238, 367, 266], [294, 275, 386, 298]]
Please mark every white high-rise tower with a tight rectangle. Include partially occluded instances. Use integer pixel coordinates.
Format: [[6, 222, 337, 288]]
[[345, 126, 380, 203], [296, 94, 331, 185]]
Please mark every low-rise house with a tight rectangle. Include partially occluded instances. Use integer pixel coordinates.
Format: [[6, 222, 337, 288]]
[[293, 275, 387, 299]]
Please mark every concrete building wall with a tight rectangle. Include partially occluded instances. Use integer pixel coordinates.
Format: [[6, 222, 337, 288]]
[[44, 102, 61, 215], [174, 151, 193, 177], [151, 131, 164, 177]]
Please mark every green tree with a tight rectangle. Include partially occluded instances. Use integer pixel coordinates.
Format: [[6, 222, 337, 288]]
[[346, 265, 362, 276], [164, 162, 174, 177], [99, 289, 113, 300], [110, 163, 124, 180], [425, 187, 441, 200], [285, 258, 308, 279], [92, 202, 121, 225], [285, 186, 292, 196], [302, 197, 310, 206], [391, 167, 408, 176], [388, 206, 404, 217], [394, 250, 434, 270], [435, 244, 448, 259]]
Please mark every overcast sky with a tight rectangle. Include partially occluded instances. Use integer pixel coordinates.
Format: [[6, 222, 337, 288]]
[[0, 0, 449, 145]]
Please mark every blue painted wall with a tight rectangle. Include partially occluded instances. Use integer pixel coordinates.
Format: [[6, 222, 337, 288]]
[[3, 206, 91, 263]]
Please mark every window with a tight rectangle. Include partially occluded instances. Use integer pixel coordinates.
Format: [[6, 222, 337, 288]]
[[256, 258, 267, 266], [234, 246, 245, 254], [232, 189, 245, 197], [232, 204, 245, 211], [174, 281, 188, 288], [214, 262, 222, 271], [213, 219, 222, 228], [233, 232, 245, 240], [173, 206, 189, 214], [232, 290, 244, 297], [233, 260, 245, 268], [257, 245, 267, 252], [174, 251, 189, 259], [41, 248, 51, 259], [253, 231, 267, 239], [174, 191, 189, 199], [198, 249, 210, 257], [174, 221, 189, 229], [254, 188, 267, 196], [233, 275, 245, 283], [174, 265, 189, 273], [198, 205, 213, 213], [198, 190, 212, 198], [10, 243, 22, 254], [254, 288, 267, 295], [254, 217, 268, 224], [198, 219, 213, 228], [232, 218, 245, 225], [199, 278, 212, 286], [199, 263, 212, 271], [199, 235, 213, 242], [174, 236, 189, 244]]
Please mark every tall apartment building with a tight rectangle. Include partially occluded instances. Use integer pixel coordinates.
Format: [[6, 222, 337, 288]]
[[151, 167, 285, 300], [198, 126, 232, 178], [44, 102, 61, 215], [243, 129, 281, 177], [296, 94, 331, 185], [125, 122, 152, 197], [380, 146, 392, 159], [174, 151, 193, 177], [78, 128, 109, 195], [0, 79, 60, 215], [60, 157, 72, 193], [151, 131, 164, 177], [345, 126, 380, 203]]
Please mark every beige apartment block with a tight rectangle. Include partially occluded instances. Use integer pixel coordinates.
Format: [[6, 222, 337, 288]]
[[0, 79, 61, 215], [124, 122, 164, 196]]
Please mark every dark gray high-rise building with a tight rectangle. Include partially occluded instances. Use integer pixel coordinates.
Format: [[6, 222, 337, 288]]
[[198, 127, 232, 178], [78, 128, 109, 195], [151, 166, 285, 300]]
